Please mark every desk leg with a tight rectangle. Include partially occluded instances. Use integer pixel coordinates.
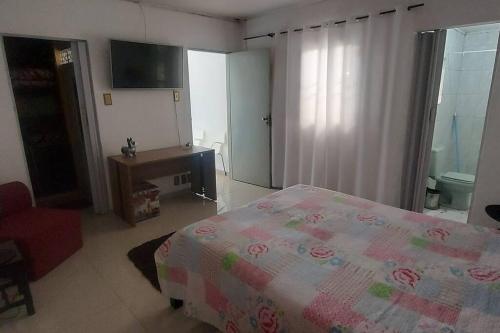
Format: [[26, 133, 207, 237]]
[[108, 159, 122, 217], [201, 151, 217, 200], [118, 163, 135, 226]]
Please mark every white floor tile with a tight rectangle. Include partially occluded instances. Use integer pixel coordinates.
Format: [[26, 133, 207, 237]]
[[0, 175, 275, 332]]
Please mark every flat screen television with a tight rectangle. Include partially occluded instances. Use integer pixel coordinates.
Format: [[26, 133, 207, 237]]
[[110, 40, 183, 88]]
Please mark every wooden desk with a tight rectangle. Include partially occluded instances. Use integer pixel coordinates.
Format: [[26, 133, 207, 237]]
[[108, 146, 216, 226]]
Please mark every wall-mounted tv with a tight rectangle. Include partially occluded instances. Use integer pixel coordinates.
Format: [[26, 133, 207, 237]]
[[110, 40, 183, 89]]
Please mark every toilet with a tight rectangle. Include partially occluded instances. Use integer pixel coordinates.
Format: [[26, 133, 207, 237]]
[[429, 147, 475, 210]]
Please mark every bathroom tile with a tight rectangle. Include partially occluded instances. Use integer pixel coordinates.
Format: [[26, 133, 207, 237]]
[[432, 120, 450, 148], [471, 117, 486, 142], [447, 52, 464, 70], [443, 52, 463, 70], [445, 29, 465, 53], [455, 94, 486, 117], [479, 70, 495, 92], [477, 93, 491, 118], [455, 115, 486, 175], [458, 70, 490, 94], [436, 97, 456, 121], [463, 31, 500, 52], [461, 51, 497, 71], [443, 70, 460, 94]]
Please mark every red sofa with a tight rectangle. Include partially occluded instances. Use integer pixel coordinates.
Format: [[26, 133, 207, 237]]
[[0, 182, 82, 280]]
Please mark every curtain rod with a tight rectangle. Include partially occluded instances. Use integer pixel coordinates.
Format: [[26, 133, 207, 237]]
[[243, 33, 275, 41], [243, 2, 424, 41]]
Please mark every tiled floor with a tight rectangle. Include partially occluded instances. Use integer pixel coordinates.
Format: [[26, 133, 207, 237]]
[[0, 174, 275, 333], [423, 207, 469, 224]]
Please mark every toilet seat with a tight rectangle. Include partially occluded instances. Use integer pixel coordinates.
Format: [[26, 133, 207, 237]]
[[441, 172, 475, 184]]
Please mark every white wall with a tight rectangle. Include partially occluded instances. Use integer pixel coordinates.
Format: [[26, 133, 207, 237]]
[[0, 0, 242, 201], [245, 0, 500, 228], [188, 50, 230, 173]]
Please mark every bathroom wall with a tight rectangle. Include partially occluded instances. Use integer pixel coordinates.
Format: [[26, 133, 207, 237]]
[[432, 24, 499, 177], [432, 28, 465, 175], [456, 25, 500, 174]]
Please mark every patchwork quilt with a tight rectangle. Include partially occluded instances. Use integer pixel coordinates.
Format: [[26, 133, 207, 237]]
[[154, 185, 500, 333]]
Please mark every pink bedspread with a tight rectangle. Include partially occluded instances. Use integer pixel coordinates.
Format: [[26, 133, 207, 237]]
[[155, 185, 500, 332]]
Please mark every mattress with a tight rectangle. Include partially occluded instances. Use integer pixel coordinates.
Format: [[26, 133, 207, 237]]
[[154, 185, 500, 332]]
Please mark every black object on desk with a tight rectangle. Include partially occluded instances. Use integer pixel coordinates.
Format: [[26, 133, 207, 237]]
[[0, 240, 35, 316]]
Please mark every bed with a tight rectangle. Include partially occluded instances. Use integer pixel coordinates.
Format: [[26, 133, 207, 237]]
[[154, 185, 500, 332]]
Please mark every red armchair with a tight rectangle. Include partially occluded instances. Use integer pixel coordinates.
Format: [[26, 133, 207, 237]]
[[0, 182, 82, 280]]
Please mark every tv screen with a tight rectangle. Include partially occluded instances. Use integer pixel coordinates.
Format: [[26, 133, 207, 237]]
[[110, 40, 183, 88]]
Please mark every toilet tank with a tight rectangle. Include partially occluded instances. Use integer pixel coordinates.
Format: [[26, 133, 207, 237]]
[[429, 146, 445, 178]]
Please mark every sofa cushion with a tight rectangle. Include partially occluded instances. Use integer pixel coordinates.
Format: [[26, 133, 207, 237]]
[[0, 181, 32, 218], [0, 207, 82, 280], [0, 207, 77, 237]]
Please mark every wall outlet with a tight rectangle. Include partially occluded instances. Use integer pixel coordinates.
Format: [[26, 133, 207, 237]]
[[174, 176, 180, 186], [181, 174, 187, 184], [173, 90, 180, 102], [103, 93, 112, 105]]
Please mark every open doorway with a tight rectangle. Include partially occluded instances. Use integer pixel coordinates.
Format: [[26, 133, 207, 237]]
[[423, 23, 500, 223], [187, 50, 230, 175], [188, 48, 272, 193], [3, 36, 92, 209]]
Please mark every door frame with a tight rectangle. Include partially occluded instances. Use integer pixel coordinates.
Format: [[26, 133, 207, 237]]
[[185, 47, 275, 188], [186, 48, 233, 180], [411, 22, 500, 222], [0, 33, 109, 213], [468, 26, 500, 223], [404, 30, 447, 212]]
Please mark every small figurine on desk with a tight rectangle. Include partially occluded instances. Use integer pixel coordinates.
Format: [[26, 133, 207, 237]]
[[121, 137, 136, 158], [182, 142, 192, 150]]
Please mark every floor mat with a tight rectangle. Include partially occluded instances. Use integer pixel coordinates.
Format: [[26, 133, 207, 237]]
[[127, 232, 175, 292]]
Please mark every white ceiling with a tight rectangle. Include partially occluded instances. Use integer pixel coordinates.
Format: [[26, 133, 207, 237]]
[[129, 0, 317, 20]]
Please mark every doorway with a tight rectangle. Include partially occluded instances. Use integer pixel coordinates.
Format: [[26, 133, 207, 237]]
[[187, 50, 230, 176], [3, 36, 92, 209], [423, 23, 500, 223], [187, 49, 272, 189]]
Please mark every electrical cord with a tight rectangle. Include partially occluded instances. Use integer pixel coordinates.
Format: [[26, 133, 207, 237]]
[[173, 92, 182, 145], [138, 2, 147, 41]]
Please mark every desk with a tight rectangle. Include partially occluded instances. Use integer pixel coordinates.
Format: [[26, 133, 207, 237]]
[[108, 146, 216, 226]]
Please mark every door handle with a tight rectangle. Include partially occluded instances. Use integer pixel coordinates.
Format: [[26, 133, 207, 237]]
[[262, 115, 272, 126]]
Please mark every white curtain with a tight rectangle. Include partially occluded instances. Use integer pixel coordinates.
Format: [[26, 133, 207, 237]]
[[278, 11, 414, 206], [271, 35, 288, 188]]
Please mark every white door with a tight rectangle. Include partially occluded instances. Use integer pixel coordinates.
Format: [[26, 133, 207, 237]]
[[228, 49, 271, 188]]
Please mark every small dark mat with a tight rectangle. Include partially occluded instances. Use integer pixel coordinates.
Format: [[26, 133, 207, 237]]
[[127, 232, 175, 292]]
